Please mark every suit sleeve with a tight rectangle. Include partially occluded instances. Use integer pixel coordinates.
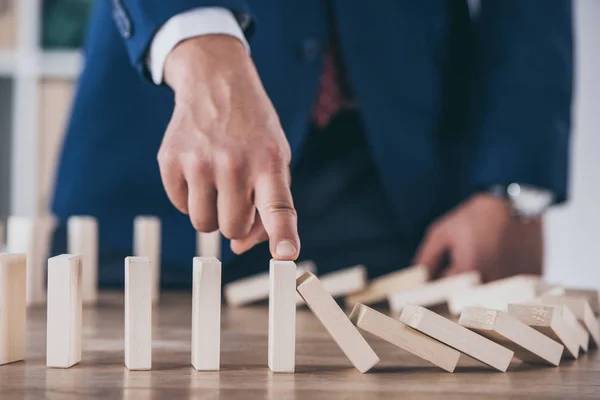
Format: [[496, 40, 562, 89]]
[[469, 0, 574, 203], [112, 0, 255, 79]]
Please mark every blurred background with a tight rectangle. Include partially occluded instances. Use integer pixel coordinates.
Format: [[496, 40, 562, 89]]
[[0, 0, 598, 285]]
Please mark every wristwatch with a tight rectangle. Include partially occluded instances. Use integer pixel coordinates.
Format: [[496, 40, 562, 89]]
[[487, 183, 554, 219]]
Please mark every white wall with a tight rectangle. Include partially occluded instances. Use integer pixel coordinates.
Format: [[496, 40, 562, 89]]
[[545, 0, 600, 286]]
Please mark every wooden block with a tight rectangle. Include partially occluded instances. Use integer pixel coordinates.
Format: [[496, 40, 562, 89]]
[[556, 304, 589, 352], [540, 295, 599, 347], [7, 216, 56, 306], [563, 289, 600, 315], [125, 257, 152, 370], [0, 221, 4, 249], [296, 265, 367, 306], [297, 272, 379, 373], [268, 260, 296, 373], [196, 230, 221, 259], [507, 304, 580, 359], [458, 307, 564, 366], [346, 265, 428, 306], [225, 260, 315, 307], [67, 216, 98, 305], [349, 304, 460, 372], [399, 304, 514, 372], [389, 271, 480, 315], [191, 257, 222, 371], [447, 274, 539, 316], [0, 0, 17, 49], [46, 255, 82, 368], [133, 216, 161, 304], [0, 253, 27, 365]]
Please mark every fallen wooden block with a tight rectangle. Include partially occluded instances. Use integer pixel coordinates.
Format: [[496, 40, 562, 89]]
[[196, 230, 221, 259], [458, 307, 564, 366], [47, 254, 82, 368], [399, 304, 514, 372], [296, 265, 367, 306], [447, 274, 539, 316], [0, 253, 27, 365], [557, 304, 589, 352], [540, 295, 599, 348], [133, 216, 161, 304], [125, 257, 152, 370], [346, 265, 428, 307], [7, 216, 56, 306], [562, 289, 600, 315], [224, 260, 315, 307], [268, 260, 296, 373], [507, 304, 579, 359], [297, 272, 379, 373], [67, 216, 98, 305], [349, 304, 460, 372], [192, 257, 222, 371], [388, 271, 480, 315]]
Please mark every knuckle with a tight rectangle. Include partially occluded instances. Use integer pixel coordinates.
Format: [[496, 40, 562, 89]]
[[216, 152, 245, 177], [186, 153, 211, 174], [262, 142, 289, 172], [157, 149, 178, 168]]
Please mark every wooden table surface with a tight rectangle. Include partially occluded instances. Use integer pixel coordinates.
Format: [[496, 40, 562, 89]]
[[1, 292, 599, 400]]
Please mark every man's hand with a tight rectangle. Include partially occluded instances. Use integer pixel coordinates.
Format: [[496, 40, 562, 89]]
[[414, 194, 543, 282], [158, 35, 300, 260]]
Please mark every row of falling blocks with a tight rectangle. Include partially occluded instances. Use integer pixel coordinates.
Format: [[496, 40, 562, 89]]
[[1, 254, 598, 372], [0, 215, 221, 307]]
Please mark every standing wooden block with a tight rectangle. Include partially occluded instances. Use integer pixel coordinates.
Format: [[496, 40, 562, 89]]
[[224, 261, 315, 307], [563, 289, 600, 315], [458, 308, 564, 366], [0, 253, 27, 365], [192, 257, 222, 371], [47, 255, 82, 368], [297, 272, 379, 373], [268, 260, 296, 373], [196, 230, 221, 259], [296, 265, 366, 306], [399, 304, 514, 372], [7, 216, 55, 306], [541, 295, 599, 347], [389, 271, 480, 315], [507, 304, 580, 359], [133, 216, 161, 304], [447, 274, 539, 316], [349, 304, 460, 372], [67, 216, 98, 305], [125, 257, 152, 370], [346, 265, 428, 307]]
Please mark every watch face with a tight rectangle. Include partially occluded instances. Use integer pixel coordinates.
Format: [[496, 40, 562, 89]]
[[508, 183, 554, 218]]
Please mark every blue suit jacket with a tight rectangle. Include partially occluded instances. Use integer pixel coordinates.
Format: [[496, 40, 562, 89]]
[[52, 0, 573, 277]]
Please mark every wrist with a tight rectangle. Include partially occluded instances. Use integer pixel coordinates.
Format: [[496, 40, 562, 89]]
[[164, 35, 252, 93]]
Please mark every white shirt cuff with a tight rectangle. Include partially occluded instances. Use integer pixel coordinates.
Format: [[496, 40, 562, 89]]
[[147, 7, 250, 85]]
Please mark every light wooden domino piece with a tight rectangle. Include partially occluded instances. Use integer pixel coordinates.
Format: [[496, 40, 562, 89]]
[[458, 307, 564, 366], [0, 253, 27, 365], [507, 304, 580, 359], [47, 254, 82, 368], [133, 216, 161, 304], [346, 265, 428, 307], [7, 216, 55, 306], [556, 304, 589, 352], [296, 265, 367, 306], [447, 274, 539, 316], [67, 216, 98, 305], [268, 260, 296, 373], [540, 295, 599, 347], [388, 271, 480, 315], [297, 272, 379, 373], [125, 257, 152, 370], [563, 288, 600, 315], [196, 230, 221, 259], [399, 304, 514, 372], [192, 257, 222, 371], [349, 304, 460, 372], [224, 260, 315, 307]]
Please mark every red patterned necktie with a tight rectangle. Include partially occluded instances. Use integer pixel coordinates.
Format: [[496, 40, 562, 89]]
[[312, 51, 345, 128]]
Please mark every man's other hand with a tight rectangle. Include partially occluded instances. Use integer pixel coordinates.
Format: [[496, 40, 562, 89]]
[[414, 194, 543, 281], [159, 35, 299, 260]]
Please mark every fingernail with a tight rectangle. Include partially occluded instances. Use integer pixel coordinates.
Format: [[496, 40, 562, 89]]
[[275, 240, 297, 258]]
